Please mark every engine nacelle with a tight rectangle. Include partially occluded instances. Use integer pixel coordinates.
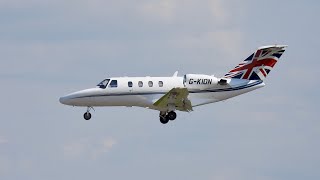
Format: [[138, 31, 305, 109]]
[[184, 74, 219, 90]]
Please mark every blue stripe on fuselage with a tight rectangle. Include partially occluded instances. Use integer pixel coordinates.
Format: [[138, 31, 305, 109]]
[[70, 80, 263, 99]]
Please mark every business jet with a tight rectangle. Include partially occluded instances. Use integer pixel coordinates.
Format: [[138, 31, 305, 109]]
[[59, 45, 287, 124]]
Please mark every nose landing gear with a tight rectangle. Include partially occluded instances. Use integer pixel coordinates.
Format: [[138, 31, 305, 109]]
[[84, 112, 91, 120], [83, 107, 94, 120]]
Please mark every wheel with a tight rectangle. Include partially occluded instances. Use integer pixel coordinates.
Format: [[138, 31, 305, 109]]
[[167, 111, 177, 121], [160, 116, 169, 124], [83, 112, 92, 120]]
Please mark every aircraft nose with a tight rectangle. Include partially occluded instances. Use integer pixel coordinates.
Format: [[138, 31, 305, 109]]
[[59, 96, 70, 105], [60, 88, 101, 106]]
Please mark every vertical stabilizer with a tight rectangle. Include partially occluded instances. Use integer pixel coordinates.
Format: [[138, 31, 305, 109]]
[[224, 45, 287, 81]]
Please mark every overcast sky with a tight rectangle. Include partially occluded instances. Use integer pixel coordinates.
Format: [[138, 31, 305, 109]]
[[0, 0, 319, 180]]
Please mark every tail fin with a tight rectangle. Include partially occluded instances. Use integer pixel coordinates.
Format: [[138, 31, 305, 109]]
[[224, 45, 287, 81]]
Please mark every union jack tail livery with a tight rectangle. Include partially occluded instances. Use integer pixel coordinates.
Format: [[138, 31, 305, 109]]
[[224, 45, 287, 81]]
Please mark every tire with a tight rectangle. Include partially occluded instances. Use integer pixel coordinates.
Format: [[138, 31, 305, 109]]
[[167, 111, 177, 121], [83, 112, 92, 120], [160, 116, 169, 124]]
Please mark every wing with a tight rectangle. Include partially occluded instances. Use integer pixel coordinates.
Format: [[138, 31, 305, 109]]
[[153, 88, 193, 112]]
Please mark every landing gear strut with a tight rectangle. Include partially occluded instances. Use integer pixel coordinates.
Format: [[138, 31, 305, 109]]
[[83, 107, 94, 120], [159, 111, 177, 124], [159, 111, 169, 124]]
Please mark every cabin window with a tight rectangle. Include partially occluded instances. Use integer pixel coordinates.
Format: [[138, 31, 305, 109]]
[[128, 81, 133, 87], [158, 81, 163, 87], [109, 80, 118, 88], [138, 81, 143, 87], [148, 81, 153, 87]]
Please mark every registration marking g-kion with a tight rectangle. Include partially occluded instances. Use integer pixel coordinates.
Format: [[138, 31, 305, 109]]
[[189, 78, 213, 85]]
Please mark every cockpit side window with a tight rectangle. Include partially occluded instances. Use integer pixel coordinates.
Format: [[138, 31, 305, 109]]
[[109, 80, 118, 88], [97, 79, 110, 89]]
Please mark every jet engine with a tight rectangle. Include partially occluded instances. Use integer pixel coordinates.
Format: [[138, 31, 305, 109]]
[[183, 74, 219, 90]]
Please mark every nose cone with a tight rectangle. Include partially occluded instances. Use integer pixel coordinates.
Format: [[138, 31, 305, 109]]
[[59, 88, 102, 106], [59, 95, 71, 105]]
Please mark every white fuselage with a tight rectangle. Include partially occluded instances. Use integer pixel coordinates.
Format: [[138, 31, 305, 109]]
[[59, 45, 286, 123], [59, 76, 265, 111]]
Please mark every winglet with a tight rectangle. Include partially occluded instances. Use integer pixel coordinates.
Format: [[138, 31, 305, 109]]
[[173, 71, 178, 77]]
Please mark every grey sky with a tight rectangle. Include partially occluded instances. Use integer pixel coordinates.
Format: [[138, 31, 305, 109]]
[[0, 0, 319, 180]]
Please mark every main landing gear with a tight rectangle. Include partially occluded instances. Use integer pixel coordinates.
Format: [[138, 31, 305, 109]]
[[159, 111, 177, 124], [83, 107, 94, 120]]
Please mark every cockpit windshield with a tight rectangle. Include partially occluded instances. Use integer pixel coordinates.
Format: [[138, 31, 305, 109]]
[[97, 79, 110, 89]]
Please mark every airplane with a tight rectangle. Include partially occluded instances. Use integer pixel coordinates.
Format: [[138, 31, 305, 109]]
[[59, 45, 287, 124]]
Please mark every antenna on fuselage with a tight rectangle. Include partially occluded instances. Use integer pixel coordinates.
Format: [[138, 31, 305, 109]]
[[173, 71, 178, 77]]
